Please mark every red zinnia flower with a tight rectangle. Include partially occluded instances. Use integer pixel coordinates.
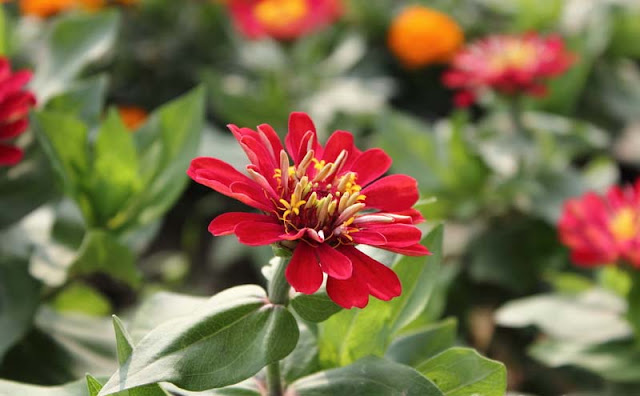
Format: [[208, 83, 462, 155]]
[[227, 0, 342, 41], [558, 178, 640, 268], [188, 112, 429, 309], [442, 33, 575, 107], [0, 57, 36, 166]]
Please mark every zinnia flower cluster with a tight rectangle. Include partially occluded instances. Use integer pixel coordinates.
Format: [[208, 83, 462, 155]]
[[443, 33, 575, 107], [227, 0, 342, 41], [188, 112, 429, 309], [558, 178, 640, 268], [0, 57, 35, 166], [387, 5, 463, 69]]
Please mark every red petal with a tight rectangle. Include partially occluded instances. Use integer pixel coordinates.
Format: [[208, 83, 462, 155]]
[[380, 243, 431, 256], [187, 157, 273, 211], [257, 123, 284, 159], [326, 273, 369, 309], [315, 243, 352, 280], [362, 174, 419, 212], [350, 148, 392, 186], [285, 112, 319, 164], [0, 143, 23, 166], [341, 246, 401, 301], [322, 130, 359, 168], [234, 221, 285, 246], [228, 1, 266, 39], [0, 92, 36, 121], [285, 243, 323, 294], [356, 224, 422, 247], [0, 70, 33, 103], [208, 212, 277, 236], [0, 119, 28, 139]]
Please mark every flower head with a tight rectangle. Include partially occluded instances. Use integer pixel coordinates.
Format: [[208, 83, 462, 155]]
[[227, 0, 342, 41], [443, 33, 575, 106], [117, 106, 148, 131], [558, 178, 640, 268], [387, 5, 463, 69], [0, 57, 36, 167], [188, 112, 429, 308], [19, 0, 103, 17]]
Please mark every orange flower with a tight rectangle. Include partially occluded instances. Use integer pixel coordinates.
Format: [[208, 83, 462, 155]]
[[117, 106, 148, 131], [388, 6, 464, 69], [19, 0, 104, 17]]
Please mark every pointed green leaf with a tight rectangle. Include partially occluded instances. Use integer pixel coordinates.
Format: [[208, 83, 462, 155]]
[[291, 356, 444, 396], [318, 225, 443, 367], [86, 375, 103, 396], [282, 323, 321, 383], [98, 285, 299, 395], [291, 292, 342, 322], [0, 378, 91, 396], [46, 75, 108, 125], [416, 347, 507, 396], [385, 318, 457, 368]]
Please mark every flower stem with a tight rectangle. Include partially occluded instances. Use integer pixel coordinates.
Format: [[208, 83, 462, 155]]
[[268, 254, 292, 306], [265, 252, 292, 395], [508, 95, 526, 136], [266, 361, 283, 396]]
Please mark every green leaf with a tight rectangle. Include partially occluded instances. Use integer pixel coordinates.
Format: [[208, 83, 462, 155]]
[[109, 316, 170, 396], [98, 285, 299, 394], [90, 110, 141, 228], [495, 289, 631, 344], [282, 323, 321, 383], [32, 111, 90, 202], [46, 75, 108, 125], [0, 258, 41, 362], [128, 291, 208, 342], [291, 292, 342, 323], [0, 378, 91, 396], [290, 356, 443, 396], [69, 230, 140, 287], [114, 86, 205, 231], [31, 11, 120, 104], [52, 283, 112, 316], [318, 225, 443, 368], [87, 375, 104, 396], [416, 347, 507, 396], [385, 318, 457, 368], [529, 339, 640, 383]]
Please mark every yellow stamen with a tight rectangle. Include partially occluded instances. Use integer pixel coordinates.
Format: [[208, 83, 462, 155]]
[[610, 208, 639, 242]]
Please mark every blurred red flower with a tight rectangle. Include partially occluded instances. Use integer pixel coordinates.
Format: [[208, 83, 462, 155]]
[[227, 0, 342, 41], [558, 178, 640, 268], [188, 112, 429, 308], [442, 33, 575, 106], [0, 57, 36, 166]]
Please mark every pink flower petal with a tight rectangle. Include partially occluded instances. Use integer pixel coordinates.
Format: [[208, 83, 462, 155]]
[[341, 246, 401, 301], [285, 112, 319, 164], [350, 148, 392, 186], [380, 243, 431, 256], [208, 212, 278, 236], [285, 242, 323, 294], [316, 243, 352, 280], [326, 272, 369, 309], [362, 174, 419, 212], [322, 130, 359, 168], [234, 221, 286, 246], [0, 143, 23, 166], [0, 119, 28, 140]]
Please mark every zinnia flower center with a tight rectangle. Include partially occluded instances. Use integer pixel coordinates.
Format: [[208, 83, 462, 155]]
[[271, 149, 366, 245], [253, 0, 308, 29], [610, 208, 640, 242], [489, 41, 537, 72]]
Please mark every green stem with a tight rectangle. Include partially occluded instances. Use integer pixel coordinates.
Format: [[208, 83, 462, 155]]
[[268, 254, 292, 306], [626, 269, 640, 344], [508, 95, 526, 137], [266, 361, 283, 396], [265, 252, 292, 395]]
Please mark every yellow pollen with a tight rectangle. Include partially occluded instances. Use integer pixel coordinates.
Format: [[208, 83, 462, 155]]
[[312, 158, 326, 171], [254, 0, 308, 29], [610, 208, 639, 242], [490, 41, 537, 72]]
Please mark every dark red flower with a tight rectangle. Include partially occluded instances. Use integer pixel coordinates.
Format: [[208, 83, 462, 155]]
[[188, 112, 429, 309], [442, 33, 575, 106], [0, 57, 36, 167], [558, 178, 640, 268], [227, 0, 342, 41]]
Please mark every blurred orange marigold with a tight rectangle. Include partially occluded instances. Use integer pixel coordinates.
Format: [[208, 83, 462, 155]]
[[18, 0, 137, 17], [117, 106, 148, 131], [388, 6, 464, 69]]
